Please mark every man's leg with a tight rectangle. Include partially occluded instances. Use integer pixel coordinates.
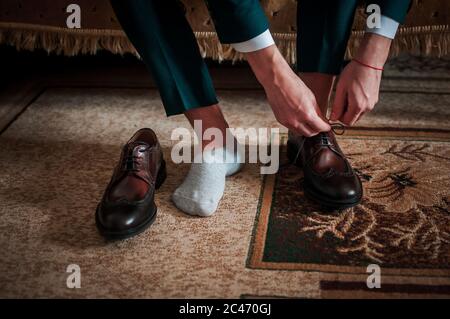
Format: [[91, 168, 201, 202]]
[[172, 104, 243, 216], [172, 0, 273, 216], [174, 0, 328, 215], [297, 0, 358, 76], [287, 1, 363, 209], [110, 0, 218, 117], [299, 73, 335, 116], [297, 0, 359, 115], [184, 106, 229, 150], [110, 0, 233, 157], [110, 0, 239, 217]]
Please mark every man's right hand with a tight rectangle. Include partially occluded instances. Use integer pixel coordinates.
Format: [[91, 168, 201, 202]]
[[246, 45, 331, 136]]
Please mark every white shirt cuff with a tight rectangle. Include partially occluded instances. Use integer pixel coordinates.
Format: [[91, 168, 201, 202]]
[[230, 29, 275, 53], [366, 14, 399, 39]]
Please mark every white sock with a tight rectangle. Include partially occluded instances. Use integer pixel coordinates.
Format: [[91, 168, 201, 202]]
[[172, 148, 243, 217]]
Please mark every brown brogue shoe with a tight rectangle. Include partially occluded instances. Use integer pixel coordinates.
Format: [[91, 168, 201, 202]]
[[96, 128, 166, 240]]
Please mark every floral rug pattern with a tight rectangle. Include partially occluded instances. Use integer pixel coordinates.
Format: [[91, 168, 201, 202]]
[[248, 129, 450, 276]]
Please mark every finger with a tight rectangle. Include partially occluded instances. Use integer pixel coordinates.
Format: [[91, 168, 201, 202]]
[[302, 122, 320, 137], [340, 108, 362, 126], [285, 123, 304, 137], [309, 101, 331, 132], [353, 111, 366, 125], [330, 85, 347, 121], [307, 113, 331, 133], [289, 122, 315, 137]]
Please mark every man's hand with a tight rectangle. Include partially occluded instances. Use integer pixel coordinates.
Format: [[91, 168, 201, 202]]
[[246, 46, 331, 136], [264, 66, 331, 137], [330, 60, 382, 126], [331, 33, 392, 126]]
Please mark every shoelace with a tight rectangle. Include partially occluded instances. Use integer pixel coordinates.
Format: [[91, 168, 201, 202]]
[[291, 123, 345, 165], [331, 123, 345, 136], [125, 155, 140, 171], [124, 145, 149, 171]]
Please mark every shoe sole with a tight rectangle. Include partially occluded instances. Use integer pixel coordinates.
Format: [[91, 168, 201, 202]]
[[96, 160, 167, 241], [303, 181, 362, 210]]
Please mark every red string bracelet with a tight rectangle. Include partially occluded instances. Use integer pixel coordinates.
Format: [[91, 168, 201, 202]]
[[353, 58, 384, 71]]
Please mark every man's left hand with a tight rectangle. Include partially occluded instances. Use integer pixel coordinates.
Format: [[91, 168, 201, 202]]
[[330, 33, 392, 126], [330, 60, 382, 126]]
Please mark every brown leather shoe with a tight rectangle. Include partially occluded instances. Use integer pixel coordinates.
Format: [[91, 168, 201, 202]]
[[96, 128, 166, 240], [287, 130, 362, 209]]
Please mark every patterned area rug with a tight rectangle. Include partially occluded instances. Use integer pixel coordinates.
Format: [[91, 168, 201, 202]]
[[0, 56, 449, 297], [248, 128, 450, 296]]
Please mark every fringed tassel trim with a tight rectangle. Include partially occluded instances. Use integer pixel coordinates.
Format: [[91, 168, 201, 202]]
[[346, 25, 450, 59], [0, 22, 448, 64], [0, 22, 135, 56]]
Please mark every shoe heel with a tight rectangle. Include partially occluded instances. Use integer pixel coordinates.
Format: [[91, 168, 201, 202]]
[[286, 141, 302, 167], [155, 159, 167, 190]]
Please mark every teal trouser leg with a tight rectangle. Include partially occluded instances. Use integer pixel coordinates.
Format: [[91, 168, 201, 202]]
[[297, 0, 359, 75], [205, 0, 269, 43], [110, 0, 217, 116], [297, 0, 411, 75], [110, 0, 269, 116]]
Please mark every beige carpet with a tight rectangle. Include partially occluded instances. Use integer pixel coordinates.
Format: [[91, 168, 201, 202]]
[[0, 73, 449, 297]]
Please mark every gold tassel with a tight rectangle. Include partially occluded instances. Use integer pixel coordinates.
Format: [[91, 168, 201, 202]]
[[346, 25, 450, 59]]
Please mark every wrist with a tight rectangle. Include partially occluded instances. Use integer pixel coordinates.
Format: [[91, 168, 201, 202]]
[[352, 58, 384, 71], [246, 45, 288, 87], [355, 33, 392, 69]]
